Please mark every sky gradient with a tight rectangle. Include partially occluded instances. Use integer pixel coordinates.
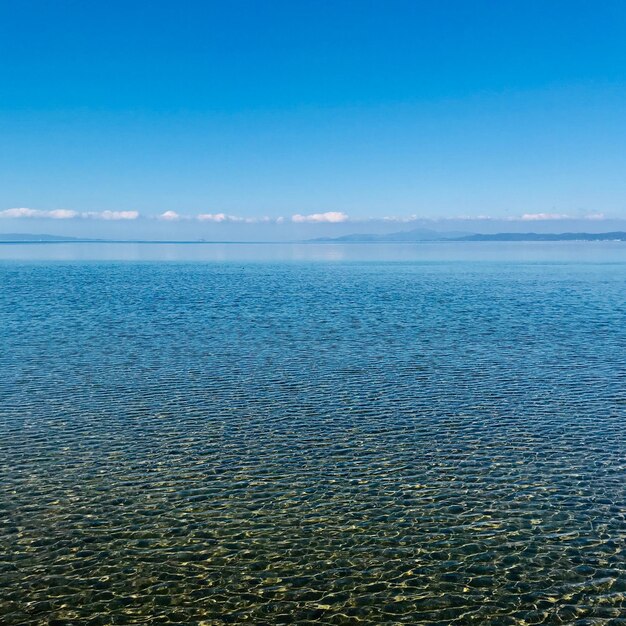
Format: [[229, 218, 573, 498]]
[[1, 0, 626, 239]]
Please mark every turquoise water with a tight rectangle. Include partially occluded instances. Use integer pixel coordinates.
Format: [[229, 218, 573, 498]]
[[1, 244, 625, 624]]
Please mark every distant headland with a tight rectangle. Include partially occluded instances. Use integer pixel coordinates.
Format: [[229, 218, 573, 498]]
[[310, 229, 626, 243]]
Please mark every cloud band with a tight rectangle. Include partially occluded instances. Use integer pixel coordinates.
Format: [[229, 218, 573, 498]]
[[0, 208, 139, 220]]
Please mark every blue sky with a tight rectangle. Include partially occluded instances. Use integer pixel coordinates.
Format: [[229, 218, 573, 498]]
[[1, 0, 626, 239]]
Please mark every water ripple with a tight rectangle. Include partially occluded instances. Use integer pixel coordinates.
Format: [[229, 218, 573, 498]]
[[1, 262, 625, 625]]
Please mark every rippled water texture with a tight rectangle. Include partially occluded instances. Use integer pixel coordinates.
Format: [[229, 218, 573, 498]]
[[1, 256, 625, 624]]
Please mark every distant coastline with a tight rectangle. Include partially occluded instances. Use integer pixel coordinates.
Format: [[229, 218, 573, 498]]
[[1, 232, 626, 244], [310, 230, 626, 243], [0, 234, 103, 243], [457, 232, 626, 242]]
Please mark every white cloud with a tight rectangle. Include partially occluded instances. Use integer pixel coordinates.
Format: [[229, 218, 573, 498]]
[[0, 208, 41, 218], [84, 210, 139, 220], [158, 210, 181, 221], [382, 215, 419, 223], [0, 207, 77, 219], [197, 212, 229, 222], [291, 211, 349, 223], [198, 213, 244, 222], [197, 214, 275, 223], [2, 208, 284, 223], [49, 209, 78, 219], [199, 213, 234, 222], [520, 213, 572, 221], [1, 207, 140, 220]]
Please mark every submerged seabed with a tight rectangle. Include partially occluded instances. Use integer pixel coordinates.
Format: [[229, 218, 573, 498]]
[[1, 255, 625, 625]]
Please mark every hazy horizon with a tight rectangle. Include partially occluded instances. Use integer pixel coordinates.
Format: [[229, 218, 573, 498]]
[[2, 215, 626, 243]]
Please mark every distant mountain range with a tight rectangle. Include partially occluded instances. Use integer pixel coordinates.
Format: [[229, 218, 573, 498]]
[[310, 229, 626, 243]]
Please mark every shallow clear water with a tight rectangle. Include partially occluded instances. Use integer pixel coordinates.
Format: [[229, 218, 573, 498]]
[[1, 246, 625, 624]]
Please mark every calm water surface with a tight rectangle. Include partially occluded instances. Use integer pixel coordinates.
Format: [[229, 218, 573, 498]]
[[1, 243, 625, 624], [0, 240, 626, 263]]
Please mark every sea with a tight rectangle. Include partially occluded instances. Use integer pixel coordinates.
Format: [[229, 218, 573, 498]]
[[1, 242, 625, 625]]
